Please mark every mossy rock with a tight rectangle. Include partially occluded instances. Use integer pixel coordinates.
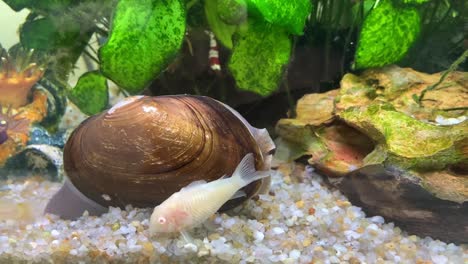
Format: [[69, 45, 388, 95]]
[[340, 104, 467, 170], [276, 65, 467, 174], [275, 66, 467, 243]]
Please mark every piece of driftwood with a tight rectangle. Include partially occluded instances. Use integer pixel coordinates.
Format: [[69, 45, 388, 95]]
[[331, 164, 468, 244]]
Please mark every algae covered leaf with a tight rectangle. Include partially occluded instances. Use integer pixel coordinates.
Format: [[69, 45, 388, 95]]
[[20, 16, 93, 80], [69, 71, 108, 116], [2, 0, 76, 12], [216, 0, 248, 25], [229, 20, 291, 96], [247, 0, 312, 35], [99, 0, 186, 94], [354, 0, 421, 69], [205, 0, 238, 49]]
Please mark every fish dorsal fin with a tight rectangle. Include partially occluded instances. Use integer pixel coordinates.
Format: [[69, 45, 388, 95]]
[[180, 180, 207, 191], [233, 153, 271, 186]]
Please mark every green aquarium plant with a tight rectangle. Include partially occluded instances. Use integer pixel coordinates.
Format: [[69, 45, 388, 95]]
[[1, 0, 465, 116]]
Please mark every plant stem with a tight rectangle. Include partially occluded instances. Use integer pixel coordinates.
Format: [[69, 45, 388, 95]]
[[341, 0, 360, 76], [425, 0, 441, 36], [430, 4, 452, 34], [87, 40, 99, 58], [192, 84, 202, 95], [283, 74, 296, 118], [311, 0, 320, 24], [186, 0, 199, 10], [120, 88, 130, 97], [360, 0, 365, 24], [83, 49, 100, 65], [417, 49, 468, 103], [323, 0, 335, 81], [94, 26, 109, 38]]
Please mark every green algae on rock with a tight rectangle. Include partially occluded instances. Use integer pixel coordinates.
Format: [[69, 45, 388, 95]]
[[276, 66, 467, 175], [275, 66, 467, 243], [340, 104, 467, 170]]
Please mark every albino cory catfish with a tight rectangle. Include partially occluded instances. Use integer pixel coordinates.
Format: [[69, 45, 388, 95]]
[[149, 153, 270, 240]]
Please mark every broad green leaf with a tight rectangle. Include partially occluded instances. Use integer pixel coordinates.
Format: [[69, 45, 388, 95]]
[[20, 18, 58, 51], [351, 0, 377, 25], [99, 0, 186, 94], [20, 17, 89, 53], [229, 20, 291, 96], [20, 16, 93, 79], [246, 0, 312, 35], [2, 0, 73, 12], [354, 0, 421, 69], [69, 71, 109, 115], [2, 0, 30, 11], [205, 0, 238, 49]]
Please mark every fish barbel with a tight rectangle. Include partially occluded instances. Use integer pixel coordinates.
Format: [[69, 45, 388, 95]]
[[149, 153, 270, 239]]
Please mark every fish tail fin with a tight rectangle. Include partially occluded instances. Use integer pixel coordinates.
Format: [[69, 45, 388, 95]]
[[232, 153, 271, 187]]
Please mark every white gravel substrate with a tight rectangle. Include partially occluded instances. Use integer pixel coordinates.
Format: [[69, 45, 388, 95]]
[[0, 166, 466, 263]]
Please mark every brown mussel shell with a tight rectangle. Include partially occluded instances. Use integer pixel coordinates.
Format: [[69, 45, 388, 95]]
[[64, 95, 272, 210]]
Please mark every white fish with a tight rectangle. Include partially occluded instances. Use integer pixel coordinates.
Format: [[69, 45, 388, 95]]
[[149, 153, 270, 239]]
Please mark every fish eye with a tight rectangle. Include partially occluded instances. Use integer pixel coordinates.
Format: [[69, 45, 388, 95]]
[[158, 217, 166, 224]]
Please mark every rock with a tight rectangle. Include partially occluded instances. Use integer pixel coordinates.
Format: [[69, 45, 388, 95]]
[[340, 104, 466, 170], [275, 65, 468, 243], [1, 144, 64, 181], [334, 164, 467, 244]]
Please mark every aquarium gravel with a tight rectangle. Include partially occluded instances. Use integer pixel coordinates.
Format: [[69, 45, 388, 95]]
[[0, 165, 466, 264]]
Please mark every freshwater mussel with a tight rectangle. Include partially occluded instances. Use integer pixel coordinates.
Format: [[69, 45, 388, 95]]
[[46, 95, 275, 219]]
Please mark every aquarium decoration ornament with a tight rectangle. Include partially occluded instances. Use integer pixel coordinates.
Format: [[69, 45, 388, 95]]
[[276, 65, 467, 242], [0, 46, 44, 108]]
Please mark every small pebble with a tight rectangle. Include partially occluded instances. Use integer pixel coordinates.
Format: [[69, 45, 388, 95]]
[[272, 227, 284, 235], [289, 249, 301, 259], [295, 200, 304, 208], [253, 231, 264, 242], [50, 230, 60, 237], [183, 243, 198, 252]]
